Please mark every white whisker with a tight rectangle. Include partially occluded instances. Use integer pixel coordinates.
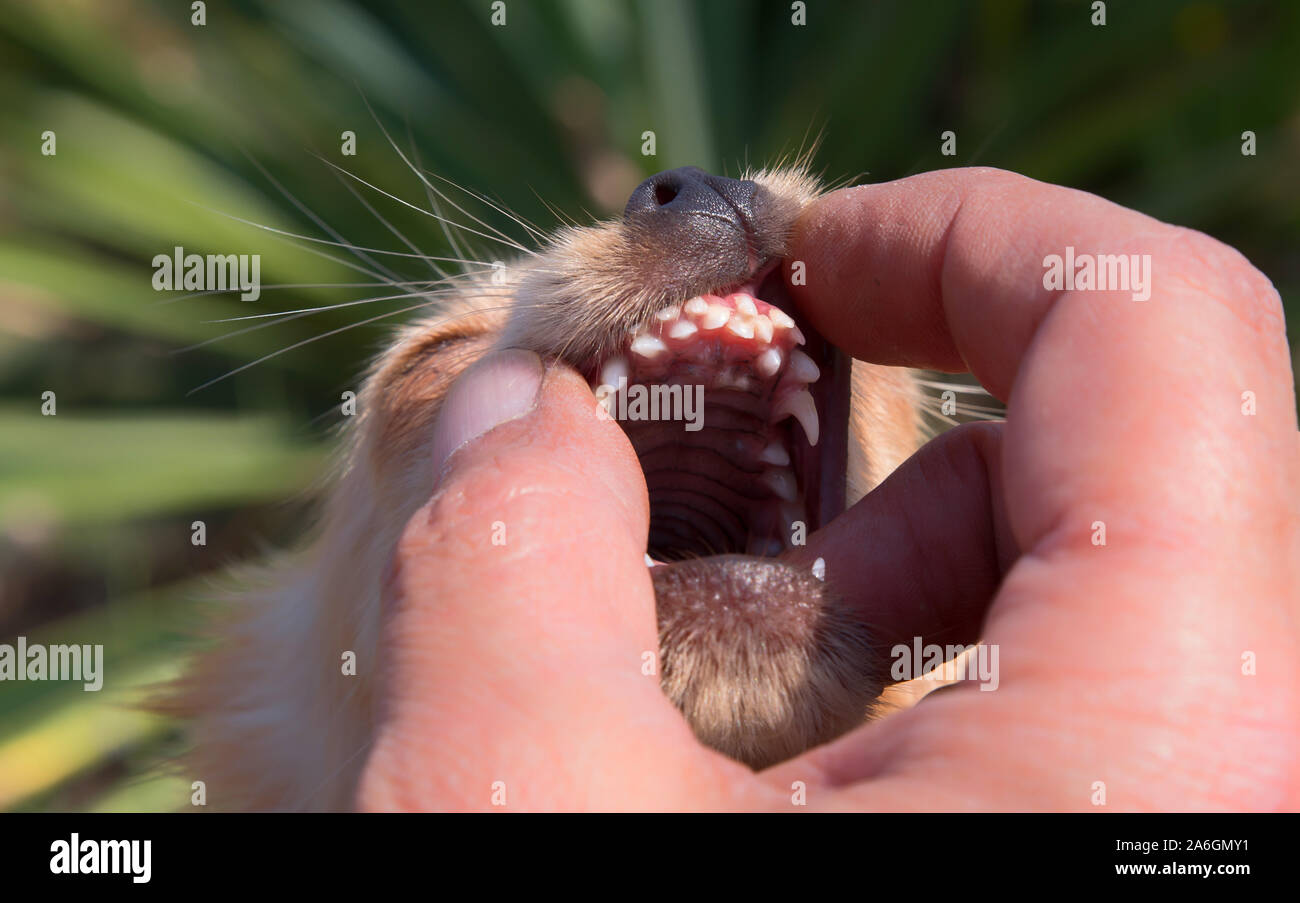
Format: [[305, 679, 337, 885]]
[[312, 155, 535, 257], [203, 286, 515, 323], [404, 117, 471, 266], [186, 297, 445, 394], [241, 150, 406, 285], [154, 281, 439, 306], [356, 91, 538, 255], [329, 164, 450, 281], [184, 202, 493, 265]]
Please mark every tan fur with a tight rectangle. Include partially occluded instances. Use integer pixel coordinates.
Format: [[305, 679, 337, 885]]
[[166, 168, 927, 809]]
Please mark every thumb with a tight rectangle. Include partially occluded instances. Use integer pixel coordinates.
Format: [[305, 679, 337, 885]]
[[358, 350, 744, 810]]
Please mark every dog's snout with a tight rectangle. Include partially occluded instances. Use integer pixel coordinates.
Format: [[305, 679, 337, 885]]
[[624, 166, 760, 239]]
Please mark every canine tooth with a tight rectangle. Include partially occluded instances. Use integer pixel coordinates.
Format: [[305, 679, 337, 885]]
[[769, 309, 796, 329], [654, 304, 681, 322], [644, 553, 657, 568], [774, 388, 820, 446], [789, 349, 821, 383], [702, 304, 730, 329], [684, 297, 708, 316], [753, 315, 774, 344], [668, 319, 698, 341], [759, 440, 790, 466], [755, 347, 783, 378], [760, 468, 798, 502], [630, 334, 668, 360], [726, 317, 754, 340], [735, 296, 758, 317], [599, 355, 629, 389]]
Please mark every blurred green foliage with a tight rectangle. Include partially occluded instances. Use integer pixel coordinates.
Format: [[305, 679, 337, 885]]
[[0, 0, 1296, 811]]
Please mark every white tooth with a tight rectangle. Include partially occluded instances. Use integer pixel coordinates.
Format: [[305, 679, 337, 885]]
[[702, 304, 730, 329], [789, 349, 821, 383], [667, 319, 698, 341], [726, 317, 754, 340], [753, 315, 774, 344], [735, 296, 758, 317], [760, 468, 798, 502], [755, 347, 783, 378], [644, 553, 657, 568], [630, 334, 668, 360], [684, 297, 708, 316], [654, 304, 681, 322], [759, 440, 790, 466], [774, 388, 820, 446], [599, 355, 629, 389], [792, 326, 807, 346], [769, 309, 795, 329]]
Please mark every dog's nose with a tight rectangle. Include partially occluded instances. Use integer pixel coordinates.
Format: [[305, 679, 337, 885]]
[[623, 166, 760, 238]]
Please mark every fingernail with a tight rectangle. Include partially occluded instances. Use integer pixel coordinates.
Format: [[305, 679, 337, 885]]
[[430, 348, 544, 477]]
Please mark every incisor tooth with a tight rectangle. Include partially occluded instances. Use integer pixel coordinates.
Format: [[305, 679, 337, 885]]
[[654, 305, 680, 322], [753, 315, 774, 344], [755, 347, 783, 378], [684, 297, 708, 316], [789, 349, 821, 383], [630, 334, 668, 359], [726, 317, 754, 340], [702, 304, 730, 329], [769, 309, 795, 329], [599, 355, 629, 389], [774, 388, 819, 446], [792, 326, 807, 346], [760, 468, 798, 502], [759, 440, 791, 466], [667, 319, 698, 341], [735, 296, 758, 317]]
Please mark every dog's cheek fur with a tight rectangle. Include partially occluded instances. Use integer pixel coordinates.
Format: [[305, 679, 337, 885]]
[[155, 302, 505, 811]]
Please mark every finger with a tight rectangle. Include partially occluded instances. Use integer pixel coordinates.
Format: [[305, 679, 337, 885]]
[[788, 167, 1297, 553], [357, 351, 752, 811], [783, 421, 1016, 656], [778, 169, 1300, 807]]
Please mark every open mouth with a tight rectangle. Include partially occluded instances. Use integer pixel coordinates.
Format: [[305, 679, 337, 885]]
[[586, 261, 850, 564]]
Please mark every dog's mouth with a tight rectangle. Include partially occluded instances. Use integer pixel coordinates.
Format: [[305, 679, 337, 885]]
[[585, 260, 850, 565]]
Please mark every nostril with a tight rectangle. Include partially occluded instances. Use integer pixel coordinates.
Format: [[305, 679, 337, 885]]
[[653, 182, 679, 207], [624, 166, 760, 239]]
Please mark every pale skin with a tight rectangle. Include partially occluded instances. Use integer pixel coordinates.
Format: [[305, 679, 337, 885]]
[[357, 167, 1300, 811]]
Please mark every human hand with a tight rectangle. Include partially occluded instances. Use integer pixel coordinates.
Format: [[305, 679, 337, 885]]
[[357, 167, 1300, 811]]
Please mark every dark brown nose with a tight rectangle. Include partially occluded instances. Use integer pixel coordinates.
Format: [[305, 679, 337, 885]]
[[623, 166, 760, 242]]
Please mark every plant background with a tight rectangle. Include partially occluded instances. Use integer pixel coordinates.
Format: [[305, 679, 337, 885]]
[[1, 0, 1296, 811]]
